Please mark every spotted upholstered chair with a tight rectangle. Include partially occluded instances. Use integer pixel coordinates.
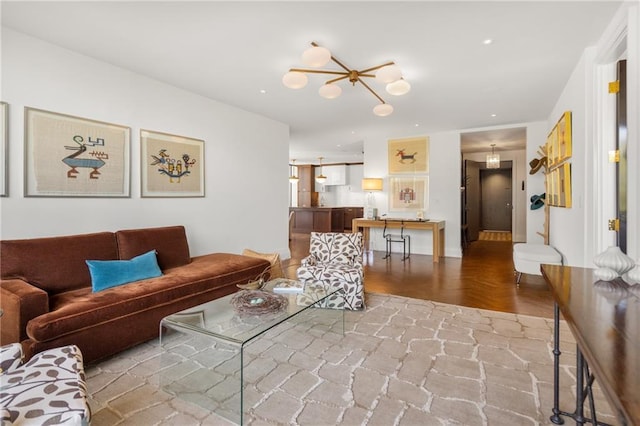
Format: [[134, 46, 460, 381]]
[[296, 232, 364, 309], [0, 343, 91, 425]]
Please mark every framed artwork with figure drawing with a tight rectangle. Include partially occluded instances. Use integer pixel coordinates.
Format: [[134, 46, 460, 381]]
[[388, 137, 429, 174], [389, 176, 428, 212]]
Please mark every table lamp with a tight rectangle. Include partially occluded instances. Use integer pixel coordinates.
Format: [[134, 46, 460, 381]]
[[362, 178, 383, 219]]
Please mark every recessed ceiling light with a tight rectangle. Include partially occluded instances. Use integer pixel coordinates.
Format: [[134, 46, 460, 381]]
[[259, 89, 267, 94], [483, 39, 493, 45], [414, 123, 420, 127], [491, 113, 497, 117]]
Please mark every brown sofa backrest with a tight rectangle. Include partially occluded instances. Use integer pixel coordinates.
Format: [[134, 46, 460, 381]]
[[116, 225, 191, 270], [1, 232, 118, 294]]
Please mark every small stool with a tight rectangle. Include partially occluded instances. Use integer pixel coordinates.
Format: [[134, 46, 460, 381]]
[[513, 243, 562, 285]]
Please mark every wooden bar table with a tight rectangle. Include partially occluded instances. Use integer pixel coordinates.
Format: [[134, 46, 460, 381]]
[[542, 264, 639, 426], [352, 218, 445, 262]]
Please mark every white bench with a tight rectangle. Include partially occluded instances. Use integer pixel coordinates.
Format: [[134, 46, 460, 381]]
[[513, 243, 562, 285]]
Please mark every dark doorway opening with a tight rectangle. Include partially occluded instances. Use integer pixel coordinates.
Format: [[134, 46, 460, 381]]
[[480, 168, 512, 231], [463, 160, 513, 245]]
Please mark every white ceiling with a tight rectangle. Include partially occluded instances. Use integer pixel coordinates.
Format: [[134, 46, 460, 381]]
[[1, 1, 622, 164]]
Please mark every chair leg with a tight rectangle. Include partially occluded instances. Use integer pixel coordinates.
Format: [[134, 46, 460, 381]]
[[383, 237, 391, 259], [401, 237, 410, 261], [515, 271, 522, 286]]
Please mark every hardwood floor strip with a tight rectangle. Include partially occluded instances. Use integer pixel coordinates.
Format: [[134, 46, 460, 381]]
[[285, 233, 554, 318]]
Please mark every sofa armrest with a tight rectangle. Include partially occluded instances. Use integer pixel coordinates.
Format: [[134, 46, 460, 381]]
[[0, 279, 49, 345]]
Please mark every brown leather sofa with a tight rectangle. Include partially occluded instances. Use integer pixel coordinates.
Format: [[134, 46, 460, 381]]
[[0, 225, 270, 363]]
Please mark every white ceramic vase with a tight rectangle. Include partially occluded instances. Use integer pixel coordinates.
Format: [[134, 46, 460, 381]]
[[594, 267, 618, 281], [627, 264, 640, 284], [593, 246, 635, 278]]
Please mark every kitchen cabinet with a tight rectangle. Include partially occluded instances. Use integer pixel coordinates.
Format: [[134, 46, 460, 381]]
[[331, 209, 345, 232], [290, 207, 345, 233], [322, 165, 347, 185], [343, 207, 364, 231], [297, 165, 318, 207]]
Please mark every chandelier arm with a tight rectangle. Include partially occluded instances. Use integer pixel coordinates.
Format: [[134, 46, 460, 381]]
[[290, 68, 349, 76], [359, 61, 396, 74], [328, 56, 353, 74], [325, 75, 351, 85], [357, 77, 386, 104]]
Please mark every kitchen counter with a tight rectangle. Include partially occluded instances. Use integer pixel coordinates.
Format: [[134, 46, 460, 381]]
[[290, 207, 363, 233]]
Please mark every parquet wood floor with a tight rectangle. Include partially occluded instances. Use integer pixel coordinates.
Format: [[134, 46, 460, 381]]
[[285, 233, 555, 318]]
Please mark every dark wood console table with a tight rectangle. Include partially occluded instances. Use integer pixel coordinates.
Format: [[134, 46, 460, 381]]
[[542, 264, 639, 426]]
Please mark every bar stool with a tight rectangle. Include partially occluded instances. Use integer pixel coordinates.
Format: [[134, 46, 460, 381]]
[[383, 220, 410, 261]]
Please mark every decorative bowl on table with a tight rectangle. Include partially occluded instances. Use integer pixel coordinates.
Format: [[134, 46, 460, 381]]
[[230, 289, 288, 315]]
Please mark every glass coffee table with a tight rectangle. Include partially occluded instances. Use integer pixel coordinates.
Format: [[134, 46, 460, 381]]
[[159, 280, 344, 425]]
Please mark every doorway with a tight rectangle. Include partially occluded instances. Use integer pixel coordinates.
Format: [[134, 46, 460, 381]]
[[460, 127, 527, 251], [463, 160, 513, 243], [480, 169, 512, 231]]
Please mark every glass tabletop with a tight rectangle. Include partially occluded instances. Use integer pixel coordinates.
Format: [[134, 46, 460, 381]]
[[161, 280, 339, 345]]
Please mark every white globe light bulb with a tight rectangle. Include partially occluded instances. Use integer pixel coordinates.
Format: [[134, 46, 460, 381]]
[[318, 84, 342, 99], [373, 103, 394, 117], [375, 65, 402, 83], [282, 71, 308, 89], [302, 46, 331, 67], [386, 79, 411, 96]]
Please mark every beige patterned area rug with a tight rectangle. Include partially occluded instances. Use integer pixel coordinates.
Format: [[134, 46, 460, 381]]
[[85, 294, 616, 425], [478, 231, 512, 242]]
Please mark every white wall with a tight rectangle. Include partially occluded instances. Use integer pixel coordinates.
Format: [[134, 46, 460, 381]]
[[546, 49, 591, 266], [0, 29, 291, 258], [364, 131, 461, 258], [547, 4, 639, 266], [525, 122, 549, 243]]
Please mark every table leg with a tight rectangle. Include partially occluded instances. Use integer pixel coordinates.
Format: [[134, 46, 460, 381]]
[[359, 227, 371, 252], [550, 302, 565, 424], [575, 348, 586, 425], [432, 225, 442, 263]]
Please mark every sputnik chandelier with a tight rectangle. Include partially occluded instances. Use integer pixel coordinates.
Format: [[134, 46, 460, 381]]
[[282, 42, 411, 117]]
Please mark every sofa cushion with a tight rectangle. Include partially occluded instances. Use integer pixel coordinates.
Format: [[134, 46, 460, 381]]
[[1, 232, 118, 294], [241, 249, 285, 279], [116, 226, 190, 270], [27, 253, 270, 343], [87, 250, 163, 292]]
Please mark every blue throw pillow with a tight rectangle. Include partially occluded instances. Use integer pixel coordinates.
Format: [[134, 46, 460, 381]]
[[87, 250, 163, 292]]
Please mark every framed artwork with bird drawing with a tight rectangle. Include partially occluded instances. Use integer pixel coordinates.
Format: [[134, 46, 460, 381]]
[[141, 129, 204, 197], [24, 107, 130, 197]]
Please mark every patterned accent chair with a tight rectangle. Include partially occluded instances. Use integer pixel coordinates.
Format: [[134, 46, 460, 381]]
[[296, 232, 364, 310], [0, 343, 91, 425]]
